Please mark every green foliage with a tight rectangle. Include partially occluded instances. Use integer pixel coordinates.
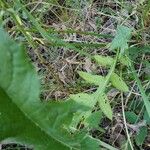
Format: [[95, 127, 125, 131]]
[[125, 111, 138, 124], [110, 25, 132, 54], [0, 28, 101, 150], [85, 110, 102, 128], [135, 127, 148, 146], [119, 55, 131, 66], [94, 55, 114, 67], [98, 94, 113, 120], [128, 46, 150, 60], [70, 92, 113, 121], [144, 110, 150, 125], [78, 71, 105, 86], [110, 73, 129, 92], [1, 0, 148, 148]]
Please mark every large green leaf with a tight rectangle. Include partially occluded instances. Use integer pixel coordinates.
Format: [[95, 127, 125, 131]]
[[0, 28, 100, 150]]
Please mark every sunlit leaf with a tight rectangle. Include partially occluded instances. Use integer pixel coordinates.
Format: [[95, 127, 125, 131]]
[[98, 94, 113, 120], [94, 55, 114, 67], [110, 73, 129, 92], [78, 71, 105, 86]]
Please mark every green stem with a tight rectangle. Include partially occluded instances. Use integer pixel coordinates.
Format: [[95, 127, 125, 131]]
[[94, 50, 119, 102]]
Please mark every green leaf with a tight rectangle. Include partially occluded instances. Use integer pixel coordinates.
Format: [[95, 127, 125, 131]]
[[128, 46, 150, 60], [85, 110, 102, 128], [125, 111, 138, 124], [110, 73, 129, 92], [70, 93, 112, 120], [119, 55, 131, 66], [110, 25, 132, 54], [98, 94, 113, 120], [78, 71, 105, 86], [70, 93, 96, 127], [135, 127, 148, 146], [70, 93, 95, 108], [0, 28, 100, 149], [144, 110, 150, 125], [94, 55, 114, 67], [80, 136, 100, 150]]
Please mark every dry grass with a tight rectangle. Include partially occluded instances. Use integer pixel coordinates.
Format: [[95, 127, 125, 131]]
[[1, 0, 150, 149]]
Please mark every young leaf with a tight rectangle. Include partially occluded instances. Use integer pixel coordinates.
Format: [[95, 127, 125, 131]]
[[94, 55, 114, 67], [135, 127, 148, 146], [78, 71, 105, 86], [110, 73, 129, 92], [110, 25, 132, 54], [0, 28, 100, 150], [98, 94, 113, 120]]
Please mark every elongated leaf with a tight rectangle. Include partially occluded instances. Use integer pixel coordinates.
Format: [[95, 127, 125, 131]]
[[0, 28, 100, 149], [78, 71, 105, 86], [144, 110, 150, 125], [125, 111, 138, 124], [135, 127, 148, 146], [110, 73, 129, 92], [98, 94, 113, 120], [110, 26, 132, 54], [94, 55, 114, 67]]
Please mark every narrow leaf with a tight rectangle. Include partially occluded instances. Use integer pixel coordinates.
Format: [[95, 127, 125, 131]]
[[135, 127, 148, 146], [98, 94, 113, 120], [125, 111, 138, 124]]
